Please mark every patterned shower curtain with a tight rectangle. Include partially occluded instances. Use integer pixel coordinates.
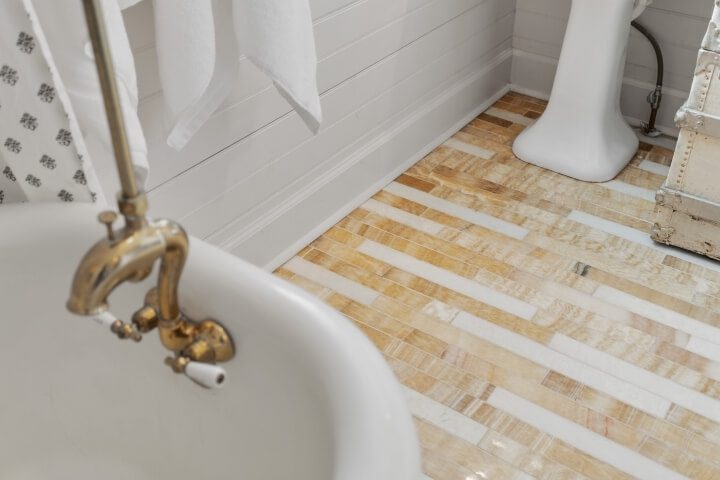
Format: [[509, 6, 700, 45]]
[[0, 0, 102, 205]]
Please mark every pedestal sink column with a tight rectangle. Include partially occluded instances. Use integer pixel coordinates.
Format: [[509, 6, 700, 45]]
[[512, 0, 639, 182]]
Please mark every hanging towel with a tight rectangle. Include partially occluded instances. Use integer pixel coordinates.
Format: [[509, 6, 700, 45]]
[[233, 0, 322, 133], [29, 0, 149, 198], [0, 0, 105, 205], [148, 0, 322, 150], [153, 0, 233, 149]]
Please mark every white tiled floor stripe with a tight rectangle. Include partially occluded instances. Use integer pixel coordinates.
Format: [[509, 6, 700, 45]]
[[385, 182, 529, 240], [284, 257, 379, 305], [487, 388, 688, 480], [443, 137, 495, 159], [421, 299, 460, 323], [601, 180, 656, 202], [535, 278, 687, 347], [686, 336, 720, 363], [485, 107, 535, 126], [451, 312, 671, 418], [358, 240, 538, 320], [568, 210, 720, 274], [594, 286, 720, 346], [550, 334, 720, 424], [404, 387, 488, 444], [638, 159, 671, 177], [362, 198, 445, 236], [365, 198, 519, 321]]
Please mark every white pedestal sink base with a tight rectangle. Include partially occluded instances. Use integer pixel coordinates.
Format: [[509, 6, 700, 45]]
[[512, 0, 640, 182]]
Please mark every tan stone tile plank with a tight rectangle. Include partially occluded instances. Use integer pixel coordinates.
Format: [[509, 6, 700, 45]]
[[340, 209, 720, 390]]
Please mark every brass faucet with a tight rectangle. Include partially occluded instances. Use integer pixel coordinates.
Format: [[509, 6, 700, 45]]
[[66, 0, 234, 384]]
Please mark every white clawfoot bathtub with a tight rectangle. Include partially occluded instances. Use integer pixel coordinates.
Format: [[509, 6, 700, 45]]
[[0, 203, 421, 479]]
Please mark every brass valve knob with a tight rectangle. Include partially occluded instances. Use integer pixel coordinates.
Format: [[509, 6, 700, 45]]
[[164, 355, 190, 373], [132, 305, 159, 333], [98, 210, 118, 241], [110, 319, 142, 342]]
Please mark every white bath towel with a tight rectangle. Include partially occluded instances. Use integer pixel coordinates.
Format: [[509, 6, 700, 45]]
[[233, 0, 322, 133], [29, 0, 149, 198], [149, 0, 323, 150]]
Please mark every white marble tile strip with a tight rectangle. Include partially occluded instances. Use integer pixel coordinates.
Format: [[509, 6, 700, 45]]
[[638, 159, 671, 177], [358, 240, 538, 320], [567, 210, 720, 274], [362, 198, 445, 236], [284, 257, 379, 305], [404, 387, 488, 444], [385, 182, 529, 240], [686, 336, 720, 363], [442, 137, 496, 159], [531, 279, 689, 347], [550, 333, 720, 424], [452, 311, 671, 418], [601, 180, 656, 202], [487, 388, 688, 480], [485, 106, 534, 126], [421, 299, 461, 323], [594, 286, 720, 346]]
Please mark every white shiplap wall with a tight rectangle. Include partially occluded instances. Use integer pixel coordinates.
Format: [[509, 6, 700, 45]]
[[512, 0, 714, 135], [118, 0, 515, 268]]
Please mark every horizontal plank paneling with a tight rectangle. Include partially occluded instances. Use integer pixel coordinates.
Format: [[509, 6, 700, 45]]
[[230, 55, 512, 267], [116, 0, 515, 266], [147, 1, 514, 225], [136, 0, 492, 189], [185, 33, 513, 244]]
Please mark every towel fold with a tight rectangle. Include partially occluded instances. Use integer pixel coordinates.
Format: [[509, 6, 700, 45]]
[[233, 0, 322, 133], [151, 0, 323, 150]]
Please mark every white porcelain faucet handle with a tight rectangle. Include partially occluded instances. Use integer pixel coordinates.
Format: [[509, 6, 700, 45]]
[[184, 362, 227, 389], [93, 311, 119, 327]]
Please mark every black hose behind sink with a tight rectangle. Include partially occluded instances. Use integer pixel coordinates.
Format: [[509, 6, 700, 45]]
[[631, 20, 664, 137]]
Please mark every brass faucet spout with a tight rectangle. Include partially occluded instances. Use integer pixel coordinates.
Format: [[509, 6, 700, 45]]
[[68, 0, 235, 385], [155, 220, 189, 323], [66, 226, 162, 316], [66, 219, 188, 323]]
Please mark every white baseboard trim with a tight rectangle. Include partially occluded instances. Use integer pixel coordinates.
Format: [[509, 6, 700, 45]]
[[221, 50, 513, 270], [508, 84, 550, 102]]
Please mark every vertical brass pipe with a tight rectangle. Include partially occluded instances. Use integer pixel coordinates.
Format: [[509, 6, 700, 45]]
[[81, 0, 139, 199]]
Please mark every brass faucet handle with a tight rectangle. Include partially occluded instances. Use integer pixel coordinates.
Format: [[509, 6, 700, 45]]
[[97, 211, 118, 241], [110, 319, 142, 342], [164, 355, 190, 373], [132, 305, 159, 333]]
